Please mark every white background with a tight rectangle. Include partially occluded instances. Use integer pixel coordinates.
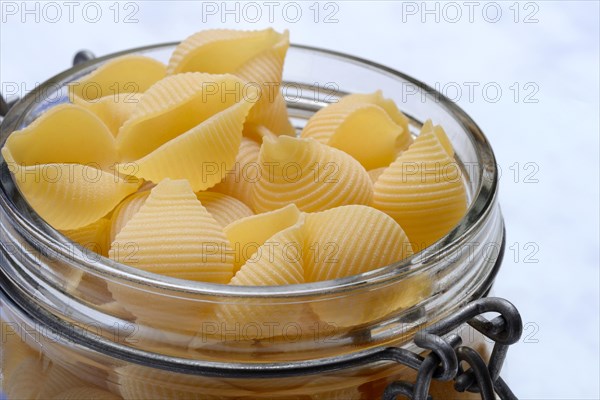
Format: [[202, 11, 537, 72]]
[[1, 1, 599, 398]]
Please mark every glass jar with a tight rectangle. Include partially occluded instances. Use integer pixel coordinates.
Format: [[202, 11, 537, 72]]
[[0, 43, 504, 399]]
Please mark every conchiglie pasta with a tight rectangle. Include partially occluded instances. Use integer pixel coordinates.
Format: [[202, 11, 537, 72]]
[[5, 357, 88, 400], [373, 120, 467, 249], [0, 320, 39, 379], [301, 91, 412, 169], [224, 203, 301, 273], [336, 90, 411, 145], [368, 167, 386, 183], [168, 28, 294, 135], [109, 179, 234, 283], [115, 73, 255, 191], [251, 136, 373, 213], [109, 191, 150, 243], [60, 218, 111, 292], [52, 387, 123, 400], [304, 205, 423, 327], [212, 137, 261, 206], [7, 163, 140, 230], [216, 221, 307, 340], [61, 217, 111, 257], [69, 55, 166, 102], [2, 103, 117, 170], [114, 365, 245, 400], [195, 191, 253, 227], [304, 205, 413, 281], [74, 93, 142, 137]]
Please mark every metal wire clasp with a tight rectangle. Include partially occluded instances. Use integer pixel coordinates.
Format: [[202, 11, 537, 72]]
[[382, 297, 523, 400]]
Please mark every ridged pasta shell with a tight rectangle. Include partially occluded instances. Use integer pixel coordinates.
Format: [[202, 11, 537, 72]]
[[52, 387, 122, 400], [304, 205, 413, 281], [60, 218, 111, 292], [373, 120, 467, 249], [74, 93, 143, 137], [304, 205, 426, 327], [216, 219, 308, 340], [114, 365, 245, 399], [368, 167, 386, 183], [195, 191, 253, 227], [109, 191, 151, 243], [109, 179, 234, 283], [167, 28, 294, 135], [231, 219, 304, 286], [224, 203, 301, 273], [69, 55, 166, 102], [211, 137, 261, 206], [0, 319, 40, 379], [5, 357, 87, 400], [61, 217, 111, 257], [115, 73, 255, 191], [301, 91, 412, 170], [6, 163, 140, 230], [2, 103, 117, 170], [251, 136, 373, 213]]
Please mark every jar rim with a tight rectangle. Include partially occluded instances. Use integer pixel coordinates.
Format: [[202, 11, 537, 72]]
[[0, 42, 499, 298]]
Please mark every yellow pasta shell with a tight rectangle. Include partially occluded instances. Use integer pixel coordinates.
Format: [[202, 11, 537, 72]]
[[301, 91, 412, 170], [216, 220, 306, 340], [5, 357, 87, 400], [337, 90, 410, 139], [224, 203, 301, 273], [52, 387, 122, 400], [59, 218, 111, 292], [195, 191, 253, 227], [212, 137, 261, 206], [251, 136, 373, 213], [0, 319, 39, 379], [109, 191, 151, 243], [109, 179, 234, 283], [2, 103, 117, 170], [61, 217, 111, 257], [373, 120, 467, 249], [368, 167, 386, 183], [74, 93, 142, 137], [231, 219, 304, 286], [167, 28, 294, 135], [115, 73, 255, 191], [304, 205, 425, 327], [7, 163, 140, 230], [69, 55, 166, 102], [304, 205, 413, 281], [114, 365, 245, 399]]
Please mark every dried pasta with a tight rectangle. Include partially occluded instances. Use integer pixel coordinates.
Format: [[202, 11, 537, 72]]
[[109, 191, 151, 243], [224, 203, 301, 273], [195, 191, 253, 227], [212, 137, 261, 206], [373, 120, 467, 249], [301, 91, 412, 169], [168, 28, 294, 135], [6, 163, 140, 230], [114, 365, 245, 399], [52, 387, 123, 400], [115, 73, 255, 191], [109, 179, 234, 283], [2, 103, 117, 169], [74, 93, 142, 137], [69, 55, 166, 102], [216, 219, 307, 339], [5, 357, 87, 400], [61, 217, 111, 257], [251, 136, 373, 213], [304, 205, 413, 281]]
